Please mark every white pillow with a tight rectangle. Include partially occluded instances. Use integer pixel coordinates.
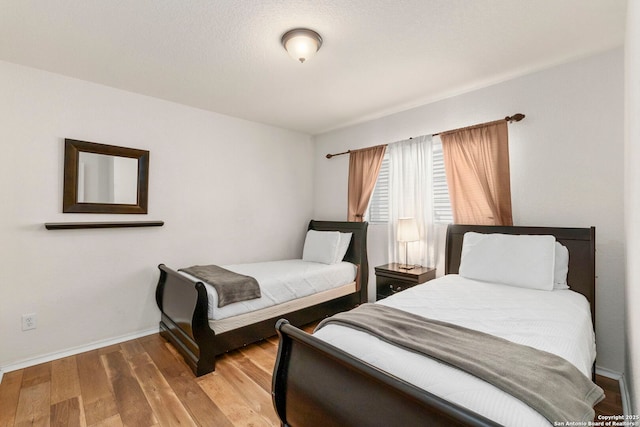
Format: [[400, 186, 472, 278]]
[[459, 232, 556, 291], [554, 242, 570, 289], [302, 230, 342, 264], [335, 232, 353, 264]]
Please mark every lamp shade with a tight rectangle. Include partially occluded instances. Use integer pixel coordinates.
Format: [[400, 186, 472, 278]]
[[281, 28, 322, 63], [397, 218, 419, 242]]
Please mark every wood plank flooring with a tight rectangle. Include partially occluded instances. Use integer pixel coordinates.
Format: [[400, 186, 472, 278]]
[[0, 332, 284, 427], [595, 374, 625, 419], [0, 328, 624, 427]]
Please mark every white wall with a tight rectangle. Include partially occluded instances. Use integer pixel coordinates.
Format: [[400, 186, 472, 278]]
[[313, 48, 625, 373], [0, 61, 314, 369], [625, 0, 640, 413]]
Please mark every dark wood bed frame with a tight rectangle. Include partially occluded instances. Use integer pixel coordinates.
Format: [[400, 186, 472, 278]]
[[155, 220, 369, 376], [272, 224, 596, 427]]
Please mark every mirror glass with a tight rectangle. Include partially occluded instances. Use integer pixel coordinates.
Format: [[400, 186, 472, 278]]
[[63, 139, 149, 214], [77, 152, 138, 204]]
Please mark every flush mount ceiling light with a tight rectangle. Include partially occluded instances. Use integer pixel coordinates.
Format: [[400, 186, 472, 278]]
[[281, 28, 323, 64]]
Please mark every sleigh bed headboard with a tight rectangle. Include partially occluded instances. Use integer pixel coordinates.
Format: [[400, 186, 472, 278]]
[[444, 224, 596, 324]]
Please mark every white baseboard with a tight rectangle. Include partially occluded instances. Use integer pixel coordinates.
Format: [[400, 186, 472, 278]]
[[596, 366, 631, 416], [0, 327, 158, 382]]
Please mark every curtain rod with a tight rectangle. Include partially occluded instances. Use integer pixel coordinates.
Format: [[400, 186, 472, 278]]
[[325, 113, 525, 159]]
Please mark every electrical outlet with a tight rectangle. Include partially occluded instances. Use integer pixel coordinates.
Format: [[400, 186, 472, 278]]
[[22, 313, 37, 331]]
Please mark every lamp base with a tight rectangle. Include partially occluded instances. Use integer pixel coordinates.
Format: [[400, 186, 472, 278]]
[[397, 264, 416, 271]]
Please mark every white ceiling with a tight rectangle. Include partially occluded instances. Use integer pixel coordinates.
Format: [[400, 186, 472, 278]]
[[0, 0, 627, 135]]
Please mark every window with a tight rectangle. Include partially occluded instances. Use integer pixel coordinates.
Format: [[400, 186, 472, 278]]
[[432, 137, 454, 223], [366, 152, 390, 224], [365, 138, 453, 224]]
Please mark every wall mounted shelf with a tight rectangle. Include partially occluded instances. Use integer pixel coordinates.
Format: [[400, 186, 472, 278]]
[[45, 221, 164, 230]]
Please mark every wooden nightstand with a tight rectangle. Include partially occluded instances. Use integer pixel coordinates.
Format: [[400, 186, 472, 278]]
[[375, 263, 436, 300]]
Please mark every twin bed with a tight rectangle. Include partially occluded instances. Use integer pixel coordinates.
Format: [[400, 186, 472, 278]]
[[155, 220, 368, 376], [155, 221, 600, 426], [272, 224, 599, 427]]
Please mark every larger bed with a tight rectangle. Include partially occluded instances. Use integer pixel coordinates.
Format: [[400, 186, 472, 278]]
[[272, 224, 598, 427], [155, 220, 368, 376]]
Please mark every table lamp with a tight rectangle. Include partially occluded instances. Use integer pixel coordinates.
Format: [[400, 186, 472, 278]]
[[397, 218, 419, 270]]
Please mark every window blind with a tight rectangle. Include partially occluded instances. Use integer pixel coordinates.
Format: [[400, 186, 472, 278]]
[[432, 137, 454, 223], [366, 153, 390, 224]]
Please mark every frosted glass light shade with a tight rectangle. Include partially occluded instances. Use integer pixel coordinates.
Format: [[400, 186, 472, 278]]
[[281, 28, 323, 63], [397, 218, 419, 242]]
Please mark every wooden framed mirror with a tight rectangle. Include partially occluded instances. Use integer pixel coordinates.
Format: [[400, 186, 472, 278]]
[[63, 139, 149, 214]]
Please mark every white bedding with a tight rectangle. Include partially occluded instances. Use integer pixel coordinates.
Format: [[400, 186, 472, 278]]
[[313, 274, 596, 427], [180, 259, 357, 320]]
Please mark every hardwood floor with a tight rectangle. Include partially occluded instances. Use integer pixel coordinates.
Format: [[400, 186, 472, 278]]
[[595, 374, 625, 418], [0, 328, 624, 427], [0, 332, 284, 427]]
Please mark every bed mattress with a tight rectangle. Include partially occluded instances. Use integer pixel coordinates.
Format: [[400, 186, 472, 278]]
[[313, 274, 596, 427], [181, 259, 357, 321]]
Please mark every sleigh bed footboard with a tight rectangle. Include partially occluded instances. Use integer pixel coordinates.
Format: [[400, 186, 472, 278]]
[[155, 264, 217, 375], [272, 319, 500, 427]]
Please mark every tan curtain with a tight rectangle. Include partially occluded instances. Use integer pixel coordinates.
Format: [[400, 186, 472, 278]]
[[441, 120, 513, 226], [347, 145, 387, 222]]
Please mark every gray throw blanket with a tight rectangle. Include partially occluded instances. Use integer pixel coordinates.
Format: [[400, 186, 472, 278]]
[[316, 303, 604, 424], [179, 265, 261, 308]]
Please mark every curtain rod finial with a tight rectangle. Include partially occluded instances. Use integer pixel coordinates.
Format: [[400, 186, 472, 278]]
[[506, 113, 525, 122], [325, 149, 351, 159]]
